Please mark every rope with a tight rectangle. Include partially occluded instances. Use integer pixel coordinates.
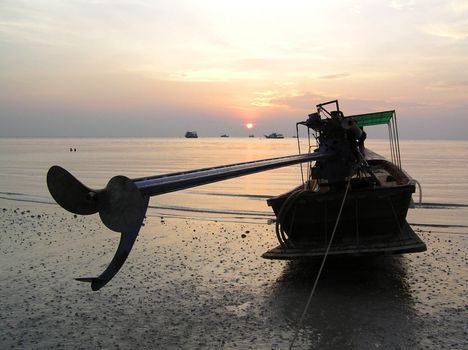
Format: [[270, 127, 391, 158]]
[[288, 178, 351, 349], [296, 123, 305, 185], [413, 179, 422, 206], [275, 188, 305, 247]]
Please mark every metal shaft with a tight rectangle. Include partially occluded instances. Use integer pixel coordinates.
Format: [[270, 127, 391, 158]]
[[132, 151, 333, 197]]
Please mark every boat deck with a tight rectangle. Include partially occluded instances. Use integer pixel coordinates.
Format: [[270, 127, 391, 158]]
[[262, 222, 426, 259]]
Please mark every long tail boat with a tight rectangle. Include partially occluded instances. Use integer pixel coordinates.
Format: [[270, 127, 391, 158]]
[[265, 101, 425, 258], [46, 100, 426, 290]]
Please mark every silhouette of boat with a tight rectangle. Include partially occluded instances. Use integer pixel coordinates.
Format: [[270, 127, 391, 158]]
[[185, 131, 198, 138], [264, 101, 426, 258], [265, 132, 284, 139], [46, 100, 426, 290]]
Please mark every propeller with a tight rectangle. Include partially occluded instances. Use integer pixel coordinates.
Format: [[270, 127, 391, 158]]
[[47, 166, 149, 290]]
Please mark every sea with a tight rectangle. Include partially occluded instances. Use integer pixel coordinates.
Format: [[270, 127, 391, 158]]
[[1, 137, 467, 233]]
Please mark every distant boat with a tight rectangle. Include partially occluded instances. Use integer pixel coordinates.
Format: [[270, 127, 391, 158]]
[[265, 132, 284, 139], [185, 131, 198, 138], [220, 134, 229, 138], [249, 134, 255, 138]]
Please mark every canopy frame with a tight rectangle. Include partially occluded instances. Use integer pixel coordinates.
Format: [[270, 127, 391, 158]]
[[348, 110, 401, 169]]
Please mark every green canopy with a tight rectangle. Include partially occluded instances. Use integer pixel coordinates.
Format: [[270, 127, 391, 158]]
[[348, 110, 394, 127]]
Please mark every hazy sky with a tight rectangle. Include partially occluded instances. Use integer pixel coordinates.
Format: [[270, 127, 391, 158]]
[[1, 0, 467, 138]]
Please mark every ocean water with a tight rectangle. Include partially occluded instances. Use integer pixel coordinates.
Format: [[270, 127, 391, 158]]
[[0, 137, 467, 232]]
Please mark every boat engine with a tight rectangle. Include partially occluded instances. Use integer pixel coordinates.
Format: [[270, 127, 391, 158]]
[[301, 107, 365, 184]]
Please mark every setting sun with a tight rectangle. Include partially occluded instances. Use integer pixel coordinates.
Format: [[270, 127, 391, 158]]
[[246, 123, 254, 129]]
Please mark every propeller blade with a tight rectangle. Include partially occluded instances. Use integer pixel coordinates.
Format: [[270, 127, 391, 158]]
[[47, 165, 101, 215], [76, 195, 149, 291]]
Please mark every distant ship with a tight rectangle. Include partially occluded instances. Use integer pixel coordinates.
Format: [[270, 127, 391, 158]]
[[265, 132, 284, 139], [249, 134, 255, 138], [185, 131, 198, 138], [220, 134, 229, 138]]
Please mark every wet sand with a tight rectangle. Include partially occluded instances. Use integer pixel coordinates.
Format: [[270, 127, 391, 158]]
[[0, 204, 467, 349]]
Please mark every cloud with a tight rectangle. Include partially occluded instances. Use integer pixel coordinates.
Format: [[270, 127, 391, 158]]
[[418, 2, 468, 40], [249, 90, 280, 107], [249, 91, 419, 115], [267, 92, 333, 111], [387, 0, 415, 11], [0, 11, 78, 47], [168, 69, 267, 83], [447, 0, 468, 14], [427, 80, 468, 90], [421, 24, 468, 40], [318, 73, 350, 80]]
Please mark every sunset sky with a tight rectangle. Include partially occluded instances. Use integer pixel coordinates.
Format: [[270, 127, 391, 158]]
[[1, 0, 467, 138]]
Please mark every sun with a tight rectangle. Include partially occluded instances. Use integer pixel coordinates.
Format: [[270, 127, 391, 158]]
[[246, 122, 254, 129]]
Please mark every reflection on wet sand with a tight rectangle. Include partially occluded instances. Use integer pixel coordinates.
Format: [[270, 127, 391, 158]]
[[267, 256, 421, 349]]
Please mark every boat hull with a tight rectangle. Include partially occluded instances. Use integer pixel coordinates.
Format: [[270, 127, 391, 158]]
[[265, 183, 426, 258]]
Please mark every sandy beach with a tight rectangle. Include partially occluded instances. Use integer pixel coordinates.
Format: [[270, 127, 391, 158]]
[[1, 202, 466, 349]]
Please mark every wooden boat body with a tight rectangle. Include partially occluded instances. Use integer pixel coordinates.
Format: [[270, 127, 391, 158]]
[[264, 150, 427, 258]]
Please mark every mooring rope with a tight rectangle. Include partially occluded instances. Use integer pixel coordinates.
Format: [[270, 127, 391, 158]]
[[275, 188, 305, 248], [288, 178, 351, 349], [275, 180, 319, 247], [413, 179, 422, 206]]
